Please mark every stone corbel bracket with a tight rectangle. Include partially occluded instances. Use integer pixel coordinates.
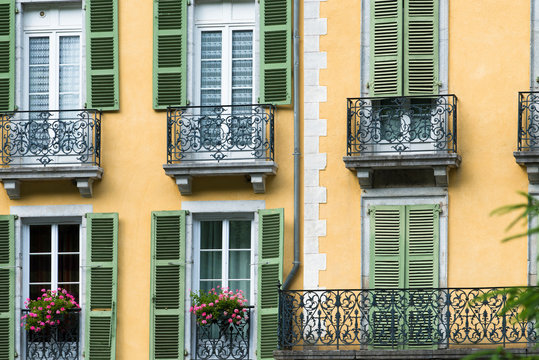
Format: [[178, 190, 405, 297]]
[[514, 151, 539, 184], [163, 161, 278, 195], [343, 153, 462, 188], [0, 166, 103, 199]]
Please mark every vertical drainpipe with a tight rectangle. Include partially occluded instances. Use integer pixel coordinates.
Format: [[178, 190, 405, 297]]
[[282, 0, 300, 290]]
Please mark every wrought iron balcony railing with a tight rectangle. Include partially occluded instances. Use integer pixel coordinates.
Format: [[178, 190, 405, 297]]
[[278, 287, 537, 350], [167, 105, 274, 163], [195, 307, 251, 360], [22, 308, 80, 360], [518, 91, 539, 151], [0, 110, 101, 166], [347, 95, 457, 155]]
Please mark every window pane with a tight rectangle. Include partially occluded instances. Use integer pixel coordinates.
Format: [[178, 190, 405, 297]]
[[201, 31, 222, 108], [58, 283, 79, 302], [29, 37, 50, 65], [30, 254, 51, 282], [229, 250, 250, 279], [59, 36, 80, 65], [58, 254, 79, 282], [199, 280, 221, 294], [59, 66, 80, 93], [229, 221, 250, 249], [200, 251, 222, 279], [200, 221, 222, 249], [228, 280, 250, 302], [30, 225, 51, 253], [30, 284, 50, 300], [201, 31, 222, 60], [29, 37, 49, 111], [58, 224, 80, 252], [232, 31, 253, 59], [232, 60, 252, 88], [29, 67, 50, 93]]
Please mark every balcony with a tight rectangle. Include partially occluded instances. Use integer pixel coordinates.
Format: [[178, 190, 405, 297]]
[[515, 92, 539, 183], [163, 104, 277, 195], [0, 110, 102, 199], [195, 307, 252, 360], [276, 287, 538, 359], [343, 95, 461, 188], [22, 308, 80, 360]]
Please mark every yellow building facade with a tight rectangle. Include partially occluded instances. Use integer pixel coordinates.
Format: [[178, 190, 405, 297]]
[[0, 0, 538, 359]]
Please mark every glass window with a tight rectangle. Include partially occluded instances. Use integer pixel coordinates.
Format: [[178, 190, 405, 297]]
[[27, 223, 81, 302], [197, 219, 252, 299]]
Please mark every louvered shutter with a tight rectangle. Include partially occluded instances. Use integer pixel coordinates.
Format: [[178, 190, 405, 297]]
[[370, 0, 403, 97], [404, 0, 438, 95], [257, 209, 284, 360], [149, 211, 186, 360], [86, 0, 119, 110], [153, 0, 187, 109], [370, 205, 405, 289], [85, 213, 118, 360], [0, 0, 14, 111], [405, 204, 439, 347], [369, 205, 405, 347], [260, 0, 291, 105], [0, 216, 15, 360]]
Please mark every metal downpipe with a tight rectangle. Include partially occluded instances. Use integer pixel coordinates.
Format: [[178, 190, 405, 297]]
[[282, 0, 301, 290]]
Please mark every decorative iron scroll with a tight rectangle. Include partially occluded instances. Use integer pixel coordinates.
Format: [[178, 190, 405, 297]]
[[23, 309, 80, 360], [518, 92, 539, 151], [279, 288, 537, 349], [0, 110, 101, 166], [167, 105, 274, 163], [347, 95, 457, 155], [195, 307, 251, 360]]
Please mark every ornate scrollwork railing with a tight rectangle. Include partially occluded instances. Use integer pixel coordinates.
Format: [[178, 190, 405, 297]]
[[278, 287, 537, 349], [22, 308, 81, 360], [518, 92, 539, 151], [167, 105, 274, 163], [347, 95, 457, 155], [195, 307, 251, 360], [0, 110, 101, 166]]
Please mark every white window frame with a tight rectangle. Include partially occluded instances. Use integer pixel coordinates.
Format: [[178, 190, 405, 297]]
[[360, 188, 448, 289], [194, 25, 256, 107], [23, 31, 83, 111], [188, 0, 259, 106], [193, 214, 255, 302], [22, 220, 82, 304], [182, 200, 264, 360], [11, 204, 91, 360], [16, 2, 86, 112]]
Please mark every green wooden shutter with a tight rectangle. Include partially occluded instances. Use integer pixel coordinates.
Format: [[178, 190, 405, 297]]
[[153, 0, 187, 109], [370, 0, 403, 97], [369, 205, 405, 347], [0, 0, 14, 111], [260, 0, 291, 105], [0, 216, 15, 360], [149, 211, 186, 360], [405, 204, 439, 347], [404, 0, 438, 95], [85, 213, 118, 360], [257, 208, 284, 360], [369, 205, 405, 289], [86, 0, 119, 110], [405, 204, 439, 289]]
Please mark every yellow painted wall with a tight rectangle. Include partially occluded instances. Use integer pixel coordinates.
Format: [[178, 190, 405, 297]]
[[3, 0, 303, 358], [318, 0, 530, 290]]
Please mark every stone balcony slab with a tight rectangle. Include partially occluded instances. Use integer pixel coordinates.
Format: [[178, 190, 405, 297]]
[[0, 165, 103, 199], [343, 153, 461, 188], [163, 160, 278, 195]]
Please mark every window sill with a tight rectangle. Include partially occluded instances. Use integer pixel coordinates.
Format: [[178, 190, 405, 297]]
[[163, 160, 278, 195], [0, 165, 103, 199]]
